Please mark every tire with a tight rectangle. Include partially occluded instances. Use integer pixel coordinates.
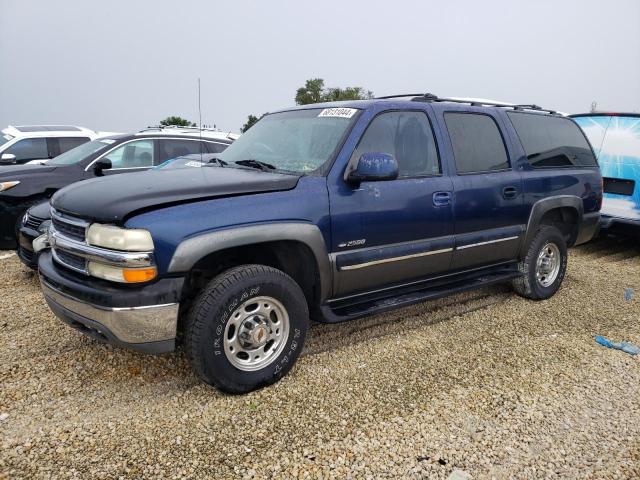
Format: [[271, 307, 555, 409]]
[[512, 226, 568, 300], [185, 264, 309, 394]]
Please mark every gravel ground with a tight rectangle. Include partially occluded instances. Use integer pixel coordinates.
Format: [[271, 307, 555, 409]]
[[1, 236, 639, 479]]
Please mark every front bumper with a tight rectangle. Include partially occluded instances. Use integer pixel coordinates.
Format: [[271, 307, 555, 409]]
[[17, 225, 39, 270], [38, 251, 184, 354]]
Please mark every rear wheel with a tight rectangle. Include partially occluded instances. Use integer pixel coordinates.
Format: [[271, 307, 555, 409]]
[[185, 264, 309, 394], [513, 226, 567, 300]]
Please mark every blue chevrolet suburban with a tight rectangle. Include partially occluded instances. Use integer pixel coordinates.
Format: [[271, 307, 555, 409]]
[[36, 94, 602, 393]]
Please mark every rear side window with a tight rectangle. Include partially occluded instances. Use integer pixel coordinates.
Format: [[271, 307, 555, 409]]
[[158, 139, 207, 162], [205, 141, 229, 154], [57, 137, 90, 154], [352, 111, 440, 177], [445, 113, 509, 173], [507, 112, 597, 168]]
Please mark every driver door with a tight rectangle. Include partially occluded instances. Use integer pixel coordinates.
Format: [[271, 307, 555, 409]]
[[98, 139, 156, 176], [329, 110, 454, 297]]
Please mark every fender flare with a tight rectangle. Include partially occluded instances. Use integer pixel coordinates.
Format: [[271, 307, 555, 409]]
[[520, 195, 583, 256], [167, 222, 332, 301]]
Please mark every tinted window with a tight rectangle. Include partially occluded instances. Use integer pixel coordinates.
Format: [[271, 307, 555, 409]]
[[507, 112, 597, 167], [205, 141, 229, 154], [103, 139, 154, 168], [445, 113, 509, 173], [352, 111, 440, 176], [158, 139, 210, 163], [5, 138, 49, 161], [57, 137, 90, 154]]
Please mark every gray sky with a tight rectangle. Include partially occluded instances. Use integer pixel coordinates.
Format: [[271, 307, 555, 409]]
[[1, 0, 639, 133]]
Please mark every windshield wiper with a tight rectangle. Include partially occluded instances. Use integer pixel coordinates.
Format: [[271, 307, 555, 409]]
[[204, 156, 228, 167], [234, 159, 276, 171]]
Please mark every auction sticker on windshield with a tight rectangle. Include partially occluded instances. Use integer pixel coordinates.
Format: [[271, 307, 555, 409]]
[[318, 108, 358, 119]]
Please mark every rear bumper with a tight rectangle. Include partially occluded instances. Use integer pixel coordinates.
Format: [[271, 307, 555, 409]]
[[600, 215, 640, 236], [574, 212, 601, 245], [38, 251, 183, 354]]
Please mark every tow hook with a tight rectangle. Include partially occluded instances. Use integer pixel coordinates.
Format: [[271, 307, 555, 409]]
[[33, 233, 51, 253]]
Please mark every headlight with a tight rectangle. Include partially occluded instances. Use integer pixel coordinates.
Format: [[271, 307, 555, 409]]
[[0, 181, 20, 192], [86, 224, 154, 251], [38, 220, 51, 234], [87, 262, 157, 283]]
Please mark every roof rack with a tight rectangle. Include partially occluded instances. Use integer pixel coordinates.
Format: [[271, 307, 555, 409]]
[[375, 93, 558, 114], [140, 125, 223, 133]]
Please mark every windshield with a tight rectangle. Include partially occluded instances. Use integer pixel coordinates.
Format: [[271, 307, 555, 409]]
[[218, 108, 359, 173], [0, 134, 13, 148], [49, 138, 117, 165]]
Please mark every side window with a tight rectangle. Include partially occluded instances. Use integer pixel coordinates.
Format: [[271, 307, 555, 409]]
[[507, 112, 597, 168], [205, 141, 229, 154], [445, 113, 510, 174], [5, 138, 49, 161], [103, 140, 154, 168], [352, 111, 440, 177], [158, 139, 206, 163], [57, 137, 90, 154]]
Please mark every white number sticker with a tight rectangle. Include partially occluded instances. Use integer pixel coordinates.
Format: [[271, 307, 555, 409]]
[[318, 108, 358, 119]]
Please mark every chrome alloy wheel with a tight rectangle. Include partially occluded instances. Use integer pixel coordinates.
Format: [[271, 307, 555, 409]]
[[535, 242, 561, 287], [223, 296, 290, 371]]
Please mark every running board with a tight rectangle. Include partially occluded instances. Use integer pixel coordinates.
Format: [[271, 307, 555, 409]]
[[318, 270, 521, 323]]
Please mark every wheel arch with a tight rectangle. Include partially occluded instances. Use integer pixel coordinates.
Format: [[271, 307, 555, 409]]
[[521, 196, 583, 256], [169, 223, 332, 309]]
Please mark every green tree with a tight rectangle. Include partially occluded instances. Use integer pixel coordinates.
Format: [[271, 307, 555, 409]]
[[295, 78, 374, 105], [159, 116, 197, 127], [241, 114, 260, 133], [295, 78, 326, 105]]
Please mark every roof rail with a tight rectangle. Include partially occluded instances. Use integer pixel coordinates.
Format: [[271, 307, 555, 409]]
[[375, 93, 558, 114], [140, 125, 223, 133]]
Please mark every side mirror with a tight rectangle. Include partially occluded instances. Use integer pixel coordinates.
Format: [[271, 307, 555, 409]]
[[93, 158, 112, 176], [347, 153, 399, 183], [0, 153, 17, 165]]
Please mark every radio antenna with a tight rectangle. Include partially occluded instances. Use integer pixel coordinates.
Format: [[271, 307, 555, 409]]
[[198, 78, 203, 161]]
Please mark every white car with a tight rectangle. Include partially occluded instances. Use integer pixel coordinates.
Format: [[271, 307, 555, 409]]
[[0, 125, 107, 165]]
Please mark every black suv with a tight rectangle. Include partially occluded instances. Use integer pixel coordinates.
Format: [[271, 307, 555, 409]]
[[0, 127, 234, 249]]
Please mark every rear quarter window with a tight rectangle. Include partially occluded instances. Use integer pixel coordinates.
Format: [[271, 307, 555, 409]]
[[507, 112, 597, 168]]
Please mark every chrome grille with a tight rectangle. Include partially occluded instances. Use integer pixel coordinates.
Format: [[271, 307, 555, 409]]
[[51, 210, 88, 242], [54, 250, 87, 272], [24, 213, 45, 230], [51, 209, 90, 273]]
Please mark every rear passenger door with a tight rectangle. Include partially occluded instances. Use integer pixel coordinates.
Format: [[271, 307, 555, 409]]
[[444, 111, 526, 270]]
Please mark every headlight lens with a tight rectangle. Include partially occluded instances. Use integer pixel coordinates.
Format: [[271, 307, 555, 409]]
[[0, 180, 20, 192], [88, 262, 157, 283], [86, 224, 154, 251]]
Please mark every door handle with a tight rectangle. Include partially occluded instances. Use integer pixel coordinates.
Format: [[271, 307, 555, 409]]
[[502, 186, 518, 199], [433, 191, 452, 206]]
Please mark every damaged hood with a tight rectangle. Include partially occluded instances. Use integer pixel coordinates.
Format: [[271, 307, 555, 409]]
[[51, 166, 301, 223]]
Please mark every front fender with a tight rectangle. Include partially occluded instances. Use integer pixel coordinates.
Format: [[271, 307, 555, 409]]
[[167, 222, 332, 302]]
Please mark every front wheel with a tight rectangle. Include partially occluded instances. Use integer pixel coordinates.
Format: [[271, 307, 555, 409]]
[[513, 226, 568, 300], [185, 264, 309, 394]]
